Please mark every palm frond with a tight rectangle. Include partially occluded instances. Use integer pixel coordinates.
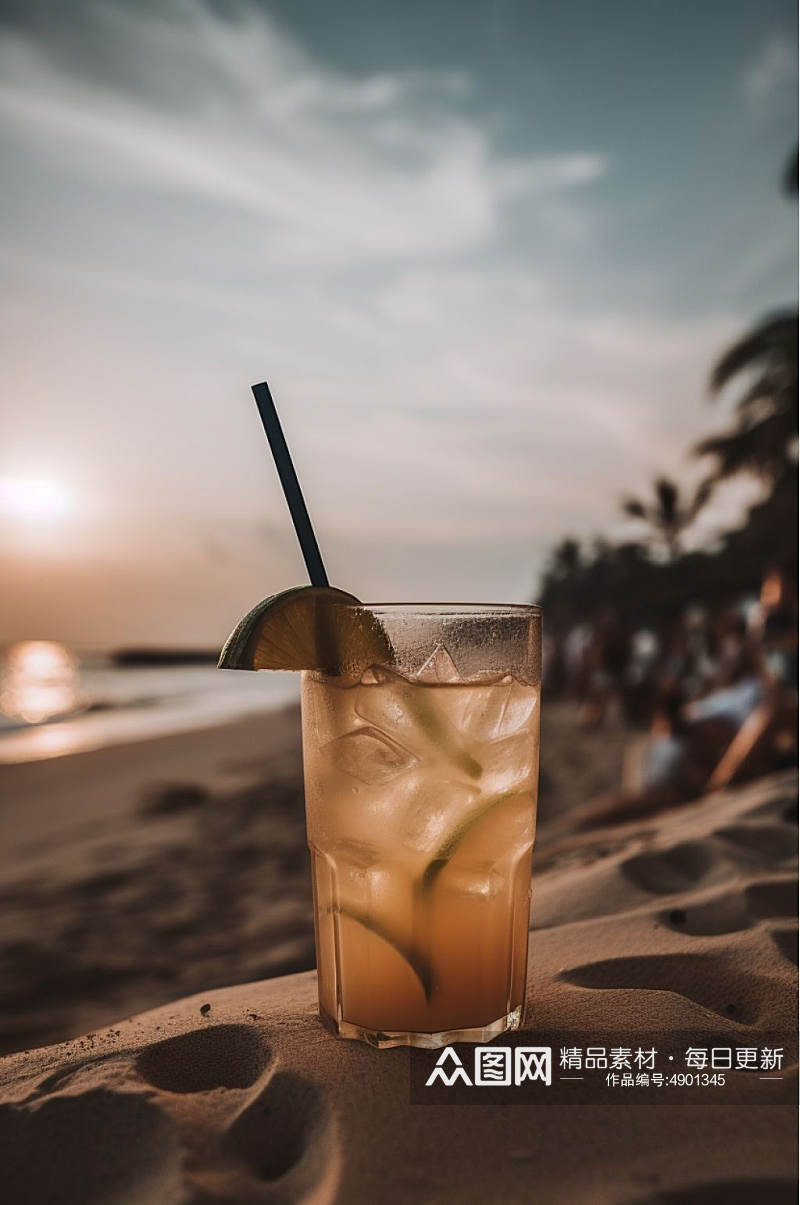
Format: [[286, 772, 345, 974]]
[[709, 312, 798, 394], [695, 411, 796, 480], [654, 477, 679, 522], [733, 370, 783, 412], [690, 478, 714, 515], [551, 538, 582, 576]]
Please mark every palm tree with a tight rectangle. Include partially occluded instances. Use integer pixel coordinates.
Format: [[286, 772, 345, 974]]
[[621, 476, 713, 560], [549, 537, 582, 580], [696, 149, 798, 490], [695, 311, 798, 487]]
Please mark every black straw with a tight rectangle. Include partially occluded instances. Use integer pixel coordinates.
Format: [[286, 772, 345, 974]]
[[251, 381, 329, 588]]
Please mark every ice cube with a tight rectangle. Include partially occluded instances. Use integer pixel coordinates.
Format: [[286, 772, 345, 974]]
[[355, 665, 488, 783], [326, 841, 413, 916], [354, 668, 433, 758], [326, 726, 418, 785], [399, 778, 479, 855], [460, 678, 538, 741], [436, 861, 506, 898], [477, 730, 536, 795], [445, 793, 536, 864], [415, 644, 461, 683]]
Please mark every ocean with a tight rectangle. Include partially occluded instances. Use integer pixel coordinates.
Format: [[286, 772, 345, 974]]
[[0, 644, 299, 764]]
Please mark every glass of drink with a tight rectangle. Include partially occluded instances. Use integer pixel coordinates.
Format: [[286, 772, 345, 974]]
[[301, 603, 541, 1049]]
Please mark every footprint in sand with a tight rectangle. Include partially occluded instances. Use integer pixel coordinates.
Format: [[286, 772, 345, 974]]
[[135, 1026, 339, 1202], [136, 1023, 272, 1093], [0, 1089, 182, 1205], [660, 875, 797, 936], [769, 927, 798, 966], [745, 878, 797, 919], [620, 842, 714, 895], [223, 1070, 336, 1188], [660, 893, 751, 936], [717, 824, 796, 862], [560, 952, 767, 1024]]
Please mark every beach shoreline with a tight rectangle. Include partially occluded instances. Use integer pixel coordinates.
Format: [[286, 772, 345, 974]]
[[0, 705, 303, 870]]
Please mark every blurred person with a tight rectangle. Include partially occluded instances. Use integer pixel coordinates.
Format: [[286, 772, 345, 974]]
[[557, 689, 707, 831], [707, 604, 798, 790], [711, 607, 749, 688], [623, 689, 702, 802], [683, 647, 763, 730], [575, 613, 629, 729], [680, 605, 716, 699], [621, 627, 661, 724], [563, 623, 593, 699]]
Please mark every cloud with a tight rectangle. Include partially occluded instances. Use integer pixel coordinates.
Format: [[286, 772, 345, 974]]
[[0, 0, 608, 262], [0, 0, 767, 637], [744, 35, 795, 106]]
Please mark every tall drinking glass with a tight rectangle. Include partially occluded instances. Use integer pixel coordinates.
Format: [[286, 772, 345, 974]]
[[301, 604, 541, 1049]]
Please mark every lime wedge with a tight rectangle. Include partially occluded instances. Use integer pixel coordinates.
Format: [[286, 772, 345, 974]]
[[218, 586, 391, 678], [333, 903, 432, 999], [419, 791, 515, 893]]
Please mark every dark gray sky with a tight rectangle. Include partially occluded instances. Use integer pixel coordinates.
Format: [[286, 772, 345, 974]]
[[0, 0, 796, 645]]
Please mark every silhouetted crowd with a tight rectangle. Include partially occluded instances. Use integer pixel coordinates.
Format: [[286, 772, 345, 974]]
[[542, 571, 798, 823]]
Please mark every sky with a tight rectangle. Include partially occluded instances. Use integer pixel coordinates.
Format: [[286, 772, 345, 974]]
[[0, 0, 797, 648]]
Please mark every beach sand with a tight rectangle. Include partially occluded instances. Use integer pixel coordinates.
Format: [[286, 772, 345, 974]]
[[0, 701, 630, 1055], [0, 727, 796, 1202], [0, 707, 309, 1054]]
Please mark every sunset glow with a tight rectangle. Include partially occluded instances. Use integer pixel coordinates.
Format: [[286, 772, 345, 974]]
[[0, 479, 69, 522]]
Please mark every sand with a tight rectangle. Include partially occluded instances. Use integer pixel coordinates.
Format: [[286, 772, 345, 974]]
[[0, 760, 796, 1203], [0, 701, 627, 1054], [0, 707, 315, 1054]]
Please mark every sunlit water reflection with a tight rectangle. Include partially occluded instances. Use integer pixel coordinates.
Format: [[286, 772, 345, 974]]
[[0, 641, 84, 724], [0, 646, 299, 764]]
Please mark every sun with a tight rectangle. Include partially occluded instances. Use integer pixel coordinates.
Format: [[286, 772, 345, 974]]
[[0, 478, 69, 521]]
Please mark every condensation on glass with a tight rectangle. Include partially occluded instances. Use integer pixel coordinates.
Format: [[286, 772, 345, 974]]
[[301, 604, 541, 1049]]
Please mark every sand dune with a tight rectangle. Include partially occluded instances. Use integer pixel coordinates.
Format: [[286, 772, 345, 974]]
[[0, 769, 795, 1204]]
